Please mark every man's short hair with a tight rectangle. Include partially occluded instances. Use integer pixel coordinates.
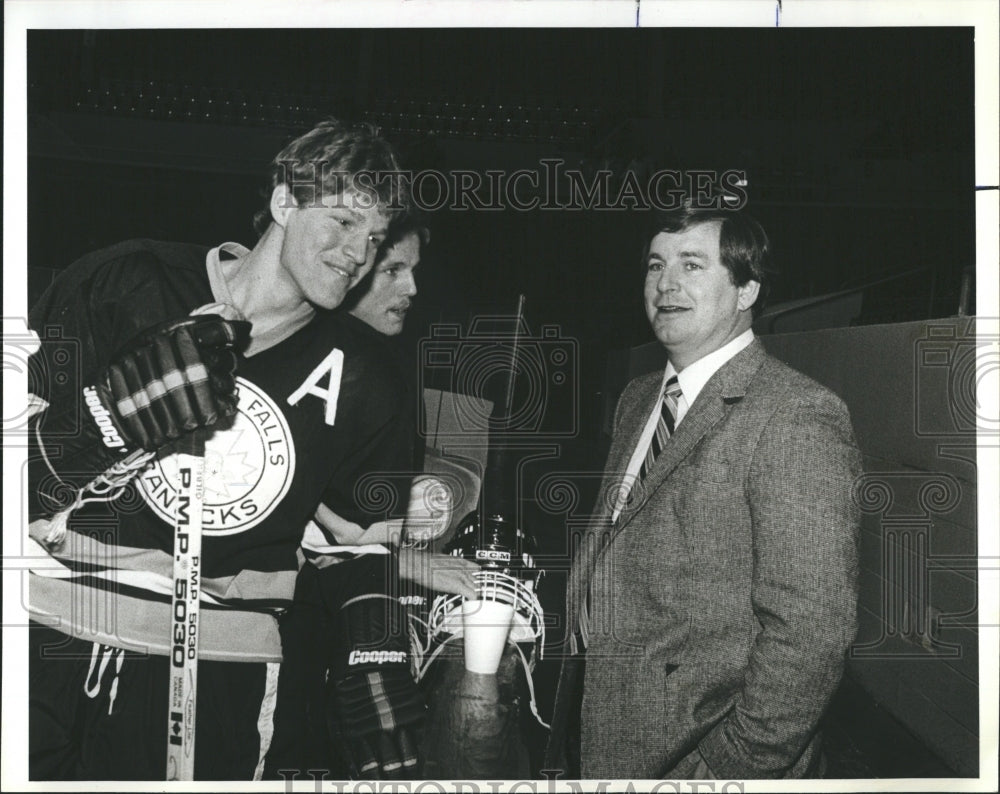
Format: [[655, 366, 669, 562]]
[[381, 212, 430, 255], [253, 117, 409, 236], [642, 202, 774, 318], [339, 213, 430, 315]]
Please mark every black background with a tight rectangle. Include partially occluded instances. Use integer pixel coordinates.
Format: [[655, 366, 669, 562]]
[[27, 28, 976, 441]]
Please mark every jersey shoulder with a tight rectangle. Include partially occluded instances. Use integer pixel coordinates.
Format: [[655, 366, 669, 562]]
[[304, 311, 411, 431], [33, 239, 208, 306], [31, 239, 215, 334], [316, 311, 407, 388]]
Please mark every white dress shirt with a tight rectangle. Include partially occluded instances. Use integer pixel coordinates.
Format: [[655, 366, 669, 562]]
[[611, 329, 755, 522]]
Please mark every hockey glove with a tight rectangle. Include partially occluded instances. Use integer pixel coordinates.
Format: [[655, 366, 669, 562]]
[[329, 592, 426, 779], [89, 314, 250, 455], [29, 314, 250, 525]]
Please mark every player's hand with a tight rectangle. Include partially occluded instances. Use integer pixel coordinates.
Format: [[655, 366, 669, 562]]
[[333, 671, 423, 779], [89, 314, 251, 455], [330, 590, 426, 779], [397, 548, 479, 599]]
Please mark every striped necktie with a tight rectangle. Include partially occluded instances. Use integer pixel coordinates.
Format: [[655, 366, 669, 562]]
[[638, 375, 682, 484], [573, 375, 683, 653]]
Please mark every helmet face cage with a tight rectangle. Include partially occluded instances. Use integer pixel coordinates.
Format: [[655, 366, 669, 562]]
[[418, 512, 550, 729], [428, 572, 544, 645], [430, 511, 545, 645]]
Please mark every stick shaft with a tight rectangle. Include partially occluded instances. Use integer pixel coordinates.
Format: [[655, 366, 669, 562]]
[[502, 295, 526, 422], [166, 433, 206, 781]]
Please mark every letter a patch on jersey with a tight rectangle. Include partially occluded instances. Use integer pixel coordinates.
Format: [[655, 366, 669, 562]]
[[287, 348, 344, 426]]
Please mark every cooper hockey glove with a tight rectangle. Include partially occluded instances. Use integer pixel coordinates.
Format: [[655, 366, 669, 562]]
[[90, 314, 250, 454], [30, 314, 250, 526], [329, 591, 426, 779]]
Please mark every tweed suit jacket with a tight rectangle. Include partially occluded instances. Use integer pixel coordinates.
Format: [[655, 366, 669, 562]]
[[547, 340, 862, 780]]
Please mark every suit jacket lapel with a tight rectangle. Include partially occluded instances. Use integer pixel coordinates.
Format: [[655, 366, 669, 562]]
[[566, 374, 661, 617], [613, 340, 768, 536], [603, 376, 662, 510], [567, 341, 768, 620]]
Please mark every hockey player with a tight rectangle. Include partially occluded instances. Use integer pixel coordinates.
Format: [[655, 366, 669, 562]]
[[280, 217, 542, 780], [345, 215, 425, 335], [266, 216, 480, 780], [25, 118, 422, 781], [339, 214, 479, 598]]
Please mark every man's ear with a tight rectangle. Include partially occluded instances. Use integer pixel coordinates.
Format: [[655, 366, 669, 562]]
[[269, 185, 297, 228], [737, 279, 761, 312]]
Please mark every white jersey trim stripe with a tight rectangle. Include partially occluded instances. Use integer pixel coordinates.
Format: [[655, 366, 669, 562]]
[[29, 573, 283, 662], [253, 662, 281, 781], [28, 524, 297, 608]]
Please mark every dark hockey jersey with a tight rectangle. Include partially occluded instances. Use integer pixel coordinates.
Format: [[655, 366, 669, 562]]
[[27, 239, 412, 661], [298, 314, 424, 567]]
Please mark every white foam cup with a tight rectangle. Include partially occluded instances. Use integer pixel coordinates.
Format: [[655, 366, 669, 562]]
[[461, 599, 515, 674]]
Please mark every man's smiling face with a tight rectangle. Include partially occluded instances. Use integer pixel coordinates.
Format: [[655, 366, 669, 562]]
[[643, 220, 759, 370], [277, 187, 389, 310]]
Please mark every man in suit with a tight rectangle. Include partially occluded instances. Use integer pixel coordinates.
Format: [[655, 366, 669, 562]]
[[546, 203, 862, 780]]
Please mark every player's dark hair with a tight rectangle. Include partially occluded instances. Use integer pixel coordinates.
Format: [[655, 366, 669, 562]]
[[253, 117, 409, 236], [339, 213, 430, 315], [642, 201, 773, 318], [382, 212, 430, 255]]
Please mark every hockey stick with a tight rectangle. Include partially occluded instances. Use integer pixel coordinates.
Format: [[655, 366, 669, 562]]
[[166, 432, 206, 781]]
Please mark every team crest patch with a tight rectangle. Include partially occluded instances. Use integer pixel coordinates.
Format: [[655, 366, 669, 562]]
[[138, 377, 296, 535]]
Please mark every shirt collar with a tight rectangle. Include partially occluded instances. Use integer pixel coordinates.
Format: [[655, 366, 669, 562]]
[[206, 242, 315, 357], [206, 242, 249, 309], [665, 328, 755, 405]]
